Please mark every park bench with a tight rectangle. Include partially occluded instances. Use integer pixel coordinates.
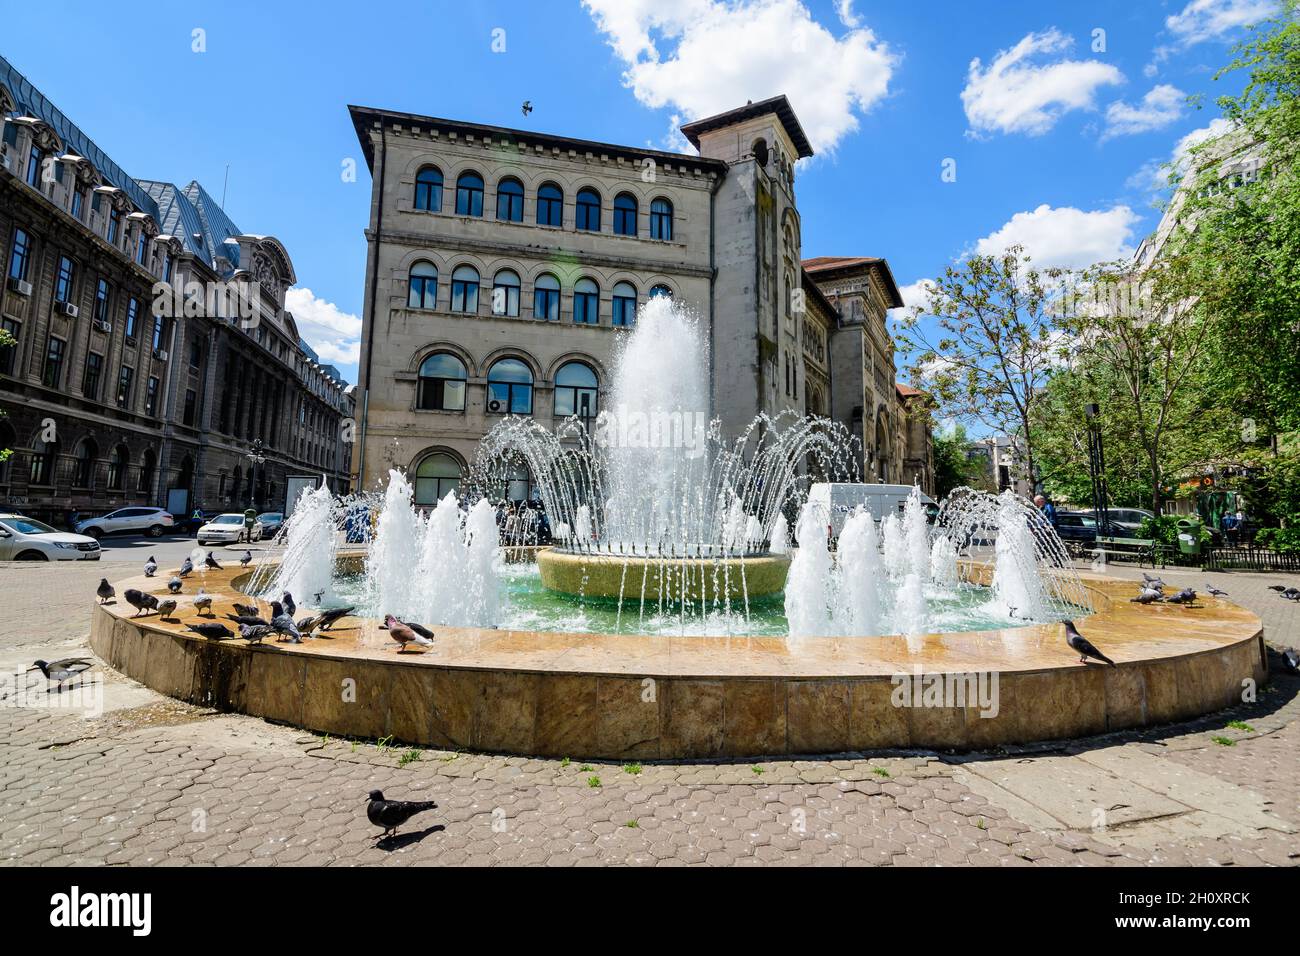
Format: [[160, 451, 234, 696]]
[[1091, 536, 1164, 568]]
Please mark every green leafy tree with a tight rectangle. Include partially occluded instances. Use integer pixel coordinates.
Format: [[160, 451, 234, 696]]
[[897, 246, 1065, 491], [931, 423, 983, 499]]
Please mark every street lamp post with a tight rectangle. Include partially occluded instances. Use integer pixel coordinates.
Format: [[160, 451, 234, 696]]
[[245, 438, 266, 512], [1084, 403, 1110, 532]]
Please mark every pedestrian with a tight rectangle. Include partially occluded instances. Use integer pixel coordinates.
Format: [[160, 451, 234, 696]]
[[1033, 494, 1057, 527]]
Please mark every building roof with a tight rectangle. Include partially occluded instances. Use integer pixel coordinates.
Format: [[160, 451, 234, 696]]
[[801, 256, 906, 309], [679, 95, 814, 159], [799, 267, 838, 319], [896, 383, 925, 398], [348, 104, 727, 175]]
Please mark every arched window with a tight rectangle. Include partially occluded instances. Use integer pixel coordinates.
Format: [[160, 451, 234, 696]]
[[487, 358, 533, 415], [73, 437, 97, 488], [613, 193, 638, 236], [496, 177, 524, 222], [450, 265, 479, 313], [414, 166, 443, 211], [492, 269, 520, 317], [455, 171, 484, 217], [533, 273, 560, 322], [137, 447, 155, 493], [29, 436, 57, 486], [554, 361, 598, 419], [408, 261, 438, 310], [414, 453, 462, 506], [506, 463, 533, 503], [417, 353, 467, 411], [576, 187, 601, 231], [650, 198, 673, 241], [537, 182, 563, 226], [612, 281, 637, 327], [573, 278, 599, 325], [107, 444, 128, 489], [649, 284, 673, 299]]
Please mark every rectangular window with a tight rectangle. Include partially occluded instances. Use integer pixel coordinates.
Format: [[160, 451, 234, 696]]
[[94, 277, 111, 323], [43, 336, 65, 388], [107, 207, 121, 245], [136, 231, 148, 264], [124, 297, 139, 340], [151, 316, 164, 352], [189, 336, 203, 368], [83, 352, 103, 400], [0, 319, 19, 376], [8, 228, 30, 281], [145, 376, 159, 416], [55, 255, 76, 303], [116, 366, 134, 408], [183, 388, 197, 426], [71, 188, 84, 221], [25, 145, 41, 188], [162, 253, 173, 283]]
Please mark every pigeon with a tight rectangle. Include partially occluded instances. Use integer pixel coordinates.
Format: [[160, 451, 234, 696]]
[[144, 555, 158, 577], [1267, 585, 1287, 592], [29, 658, 93, 691], [385, 615, 433, 652], [1282, 648, 1299, 674], [178, 557, 193, 577], [96, 578, 115, 604], [193, 592, 214, 616], [226, 613, 269, 628], [1205, 583, 1229, 598], [521, 100, 533, 117], [295, 615, 322, 637], [1130, 588, 1162, 604], [402, 620, 435, 643], [366, 790, 438, 840], [317, 605, 357, 632], [123, 588, 158, 616], [239, 624, 274, 645], [1281, 587, 1300, 601], [281, 591, 297, 617], [1142, 573, 1166, 590], [168, 576, 183, 594], [186, 622, 233, 640], [204, 551, 222, 570], [239, 550, 252, 568], [269, 601, 301, 642], [1064, 620, 1116, 667], [231, 602, 260, 618], [156, 598, 178, 621], [1163, 588, 1198, 605]]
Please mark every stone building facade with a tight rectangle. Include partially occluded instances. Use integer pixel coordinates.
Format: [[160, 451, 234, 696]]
[[0, 56, 351, 526], [350, 96, 932, 500]]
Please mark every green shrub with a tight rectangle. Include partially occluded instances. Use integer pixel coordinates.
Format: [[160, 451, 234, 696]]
[[1255, 527, 1300, 553]]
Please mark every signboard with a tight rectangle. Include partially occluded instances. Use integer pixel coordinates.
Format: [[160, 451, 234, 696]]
[[283, 475, 321, 518]]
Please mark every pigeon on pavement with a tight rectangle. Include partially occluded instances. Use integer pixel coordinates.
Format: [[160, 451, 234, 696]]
[[226, 613, 269, 628], [186, 622, 233, 640], [240, 550, 252, 568], [1205, 583, 1229, 598], [204, 551, 222, 570], [178, 557, 194, 577], [156, 598, 178, 621], [29, 658, 93, 691], [1064, 620, 1116, 667], [193, 591, 214, 616], [239, 624, 274, 645], [1131, 588, 1162, 604], [1282, 648, 1299, 674], [366, 790, 438, 840], [168, 576, 183, 594], [231, 602, 260, 618], [269, 601, 301, 642], [317, 606, 357, 631], [96, 578, 115, 604], [1163, 588, 1198, 605], [281, 591, 297, 617], [1281, 587, 1300, 601], [144, 556, 158, 578]]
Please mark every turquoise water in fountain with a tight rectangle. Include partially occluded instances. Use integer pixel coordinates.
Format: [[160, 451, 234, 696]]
[[329, 563, 1062, 638]]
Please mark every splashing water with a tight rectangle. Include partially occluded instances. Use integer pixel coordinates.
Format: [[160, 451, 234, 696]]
[[837, 508, 882, 637], [784, 503, 835, 639], [267, 481, 338, 605]]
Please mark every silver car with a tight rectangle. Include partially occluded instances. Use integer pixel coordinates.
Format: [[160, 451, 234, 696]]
[[0, 514, 102, 561]]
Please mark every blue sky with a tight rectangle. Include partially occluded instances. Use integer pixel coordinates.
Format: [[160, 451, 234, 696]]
[[2, 0, 1278, 385]]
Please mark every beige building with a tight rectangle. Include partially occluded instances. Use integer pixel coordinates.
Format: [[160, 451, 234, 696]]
[[349, 96, 930, 502]]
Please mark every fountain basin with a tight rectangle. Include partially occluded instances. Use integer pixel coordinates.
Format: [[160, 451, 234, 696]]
[[88, 560, 1267, 759], [536, 547, 791, 602]]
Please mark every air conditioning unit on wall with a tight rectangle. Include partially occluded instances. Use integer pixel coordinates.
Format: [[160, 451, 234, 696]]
[[93, 319, 111, 333], [7, 277, 32, 296], [58, 301, 79, 317]]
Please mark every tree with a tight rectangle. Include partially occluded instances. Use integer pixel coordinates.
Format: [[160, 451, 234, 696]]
[[896, 246, 1064, 491], [931, 423, 983, 499]]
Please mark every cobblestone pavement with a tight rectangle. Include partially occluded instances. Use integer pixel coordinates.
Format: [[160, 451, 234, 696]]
[[0, 558, 1296, 866]]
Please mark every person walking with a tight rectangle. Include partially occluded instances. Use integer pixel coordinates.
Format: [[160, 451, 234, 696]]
[[1033, 494, 1057, 527]]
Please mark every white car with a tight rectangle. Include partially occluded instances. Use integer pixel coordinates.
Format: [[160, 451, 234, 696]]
[[0, 513, 102, 561], [75, 506, 175, 539], [196, 513, 263, 546]]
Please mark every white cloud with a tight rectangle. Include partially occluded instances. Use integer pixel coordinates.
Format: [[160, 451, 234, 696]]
[[835, 0, 860, 28], [961, 28, 1124, 137], [582, 0, 896, 154], [887, 278, 936, 324], [973, 204, 1141, 269], [1172, 117, 1236, 168], [1102, 84, 1185, 140], [1166, 0, 1277, 46], [285, 286, 361, 370]]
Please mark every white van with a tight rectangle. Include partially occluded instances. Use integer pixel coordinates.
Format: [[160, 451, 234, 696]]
[[804, 483, 937, 539]]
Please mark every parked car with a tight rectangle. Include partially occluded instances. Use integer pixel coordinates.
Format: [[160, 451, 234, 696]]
[[196, 513, 263, 546], [1053, 511, 1130, 546], [75, 507, 175, 539], [0, 513, 102, 561], [1079, 507, 1155, 535], [256, 512, 285, 537]]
